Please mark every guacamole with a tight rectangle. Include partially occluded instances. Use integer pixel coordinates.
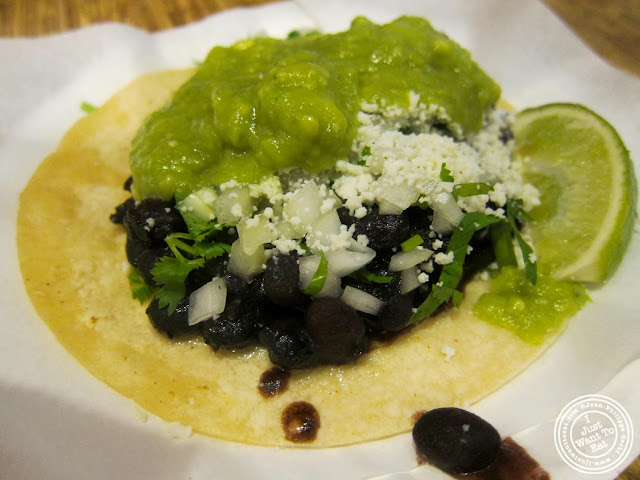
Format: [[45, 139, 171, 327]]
[[130, 16, 501, 200]]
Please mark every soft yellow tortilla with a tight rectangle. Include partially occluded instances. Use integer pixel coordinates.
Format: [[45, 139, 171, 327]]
[[17, 70, 553, 447]]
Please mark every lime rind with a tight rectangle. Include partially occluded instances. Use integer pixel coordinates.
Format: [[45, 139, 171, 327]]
[[515, 103, 638, 283]]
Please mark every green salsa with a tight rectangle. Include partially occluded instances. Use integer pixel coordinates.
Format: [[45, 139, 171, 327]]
[[473, 266, 590, 344], [130, 16, 501, 200]]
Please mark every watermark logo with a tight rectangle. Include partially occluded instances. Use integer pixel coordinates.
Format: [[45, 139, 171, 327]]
[[554, 394, 634, 474]]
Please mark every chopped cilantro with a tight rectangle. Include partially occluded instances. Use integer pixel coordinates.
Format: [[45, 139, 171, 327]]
[[80, 101, 97, 113], [506, 199, 537, 285], [439, 163, 454, 182], [150, 212, 234, 313], [410, 212, 502, 324], [401, 234, 424, 252], [452, 182, 494, 200], [128, 269, 154, 304], [152, 256, 204, 313], [491, 221, 518, 268], [304, 251, 328, 295], [361, 146, 371, 157], [349, 268, 393, 284]]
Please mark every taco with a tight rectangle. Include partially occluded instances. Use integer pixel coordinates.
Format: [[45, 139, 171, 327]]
[[17, 17, 589, 447]]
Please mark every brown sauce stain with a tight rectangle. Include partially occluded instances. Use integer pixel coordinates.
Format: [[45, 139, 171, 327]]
[[281, 401, 320, 443], [258, 367, 291, 399], [453, 437, 550, 480], [411, 410, 428, 425]]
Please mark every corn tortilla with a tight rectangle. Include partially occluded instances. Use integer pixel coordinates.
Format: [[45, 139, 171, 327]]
[[17, 70, 553, 447]]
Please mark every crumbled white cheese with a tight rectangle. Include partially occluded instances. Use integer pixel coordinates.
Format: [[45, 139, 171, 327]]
[[441, 344, 456, 361], [434, 251, 455, 265], [231, 203, 243, 218]]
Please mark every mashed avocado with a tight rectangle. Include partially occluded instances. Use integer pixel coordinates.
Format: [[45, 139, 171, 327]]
[[473, 267, 590, 344], [130, 16, 501, 200]]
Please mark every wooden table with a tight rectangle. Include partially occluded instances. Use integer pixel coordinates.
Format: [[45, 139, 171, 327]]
[[2, 1, 638, 479]]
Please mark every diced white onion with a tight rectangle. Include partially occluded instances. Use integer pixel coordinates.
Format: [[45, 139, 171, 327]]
[[432, 212, 454, 235], [377, 198, 405, 215], [431, 192, 463, 234], [298, 255, 321, 290], [188, 277, 227, 326], [213, 186, 253, 223], [341, 286, 384, 315], [400, 267, 421, 294], [238, 214, 276, 255], [389, 247, 434, 272], [298, 256, 343, 298], [346, 238, 374, 254], [283, 181, 323, 235], [325, 249, 376, 277], [377, 178, 421, 212], [305, 209, 342, 249], [177, 187, 217, 222], [228, 239, 266, 282], [314, 272, 343, 298]]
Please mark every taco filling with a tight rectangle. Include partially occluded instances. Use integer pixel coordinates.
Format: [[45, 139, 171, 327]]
[[110, 16, 547, 369], [18, 16, 597, 446]]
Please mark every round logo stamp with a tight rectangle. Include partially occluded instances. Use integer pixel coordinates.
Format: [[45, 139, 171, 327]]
[[554, 394, 634, 474]]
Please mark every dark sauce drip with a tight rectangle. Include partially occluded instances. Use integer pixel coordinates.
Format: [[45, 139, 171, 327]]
[[258, 367, 291, 399], [281, 401, 320, 443], [453, 438, 550, 480]]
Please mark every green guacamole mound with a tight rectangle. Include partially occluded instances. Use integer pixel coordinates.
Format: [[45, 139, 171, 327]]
[[130, 16, 501, 200], [473, 266, 590, 344]]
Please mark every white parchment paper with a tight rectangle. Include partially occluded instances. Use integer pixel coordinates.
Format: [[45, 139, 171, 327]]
[[1, 1, 639, 479]]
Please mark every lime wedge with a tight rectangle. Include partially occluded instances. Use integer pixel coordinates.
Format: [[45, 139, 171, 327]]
[[514, 103, 637, 283]]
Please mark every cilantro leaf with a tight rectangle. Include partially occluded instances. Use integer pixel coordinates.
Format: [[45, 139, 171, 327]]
[[128, 269, 154, 304], [439, 163, 454, 182], [506, 199, 537, 285], [349, 268, 393, 284], [152, 256, 204, 313], [401, 234, 424, 252], [411, 212, 502, 324], [194, 241, 231, 260], [452, 182, 494, 201], [80, 101, 97, 113], [304, 251, 328, 295], [490, 220, 518, 268]]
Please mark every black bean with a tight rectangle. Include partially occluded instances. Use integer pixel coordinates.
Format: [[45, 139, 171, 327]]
[[123, 199, 186, 248], [352, 207, 411, 251], [412, 407, 501, 475], [376, 294, 414, 332], [336, 207, 355, 227], [304, 297, 368, 365], [110, 197, 135, 225], [259, 320, 318, 370], [201, 293, 263, 350], [225, 272, 250, 297], [185, 256, 228, 294], [342, 267, 401, 303], [136, 247, 172, 286], [146, 297, 197, 339], [499, 125, 514, 144], [263, 254, 307, 307], [125, 237, 146, 268]]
